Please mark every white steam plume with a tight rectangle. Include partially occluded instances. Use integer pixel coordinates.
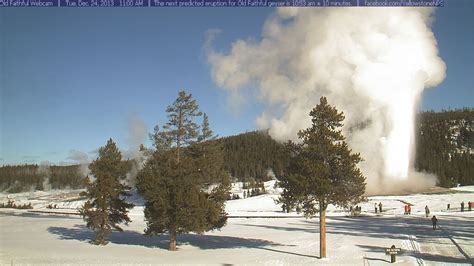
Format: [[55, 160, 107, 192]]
[[207, 8, 446, 194], [125, 115, 148, 160], [39, 161, 52, 191], [66, 150, 90, 177], [124, 115, 148, 186]]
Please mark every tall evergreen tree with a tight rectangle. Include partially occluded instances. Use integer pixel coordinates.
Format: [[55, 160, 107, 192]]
[[137, 91, 229, 251], [79, 138, 134, 245], [193, 113, 226, 185], [277, 97, 366, 258], [198, 113, 217, 142]]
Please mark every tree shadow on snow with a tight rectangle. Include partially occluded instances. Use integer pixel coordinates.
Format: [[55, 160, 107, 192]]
[[238, 216, 474, 263], [257, 247, 320, 259], [364, 257, 391, 263], [241, 216, 474, 243], [47, 224, 284, 250], [1, 211, 81, 220], [236, 222, 319, 234]]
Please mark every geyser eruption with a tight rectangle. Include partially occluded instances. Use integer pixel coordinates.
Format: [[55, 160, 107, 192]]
[[207, 8, 446, 194]]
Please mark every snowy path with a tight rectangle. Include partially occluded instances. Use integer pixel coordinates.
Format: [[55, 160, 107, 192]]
[[401, 214, 474, 265]]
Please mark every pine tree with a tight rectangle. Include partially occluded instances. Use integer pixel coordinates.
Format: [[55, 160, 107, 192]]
[[192, 112, 227, 185], [277, 97, 366, 258], [137, 91, 229, 251], [79, 139, 134, 245], [198, 113, 217, 142]]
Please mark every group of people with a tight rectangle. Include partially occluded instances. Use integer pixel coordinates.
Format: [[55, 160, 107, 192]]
[[460, 201, 473, 212], [424, 201, 474, 230], [447, 201, 473, 212], [374, 202, 383, 213], [403, 204, 412, 215], [422, 204, 437, 230]]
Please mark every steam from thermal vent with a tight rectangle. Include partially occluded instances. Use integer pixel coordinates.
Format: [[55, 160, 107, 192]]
[[207, 8, 446, 194]]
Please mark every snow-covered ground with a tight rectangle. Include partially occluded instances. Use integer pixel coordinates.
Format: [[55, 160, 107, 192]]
[[1, 184, 473, 265]]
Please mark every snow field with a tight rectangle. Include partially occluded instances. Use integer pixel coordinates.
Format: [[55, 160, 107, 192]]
[[1, 184, 473, 265]]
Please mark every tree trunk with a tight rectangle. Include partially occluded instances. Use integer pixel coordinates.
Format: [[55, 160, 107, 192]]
[[169, 230, 177, 251], [319, 208, 327, 258]]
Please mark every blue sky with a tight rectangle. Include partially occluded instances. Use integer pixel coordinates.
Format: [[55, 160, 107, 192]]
[[1, 3, 473, 165]]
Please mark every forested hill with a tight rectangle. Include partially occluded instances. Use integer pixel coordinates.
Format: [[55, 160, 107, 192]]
[[1, 109, 473, 192], [226, 108, 473, 186], [415, 108, 474, 187], [217, 130, 289, 182]]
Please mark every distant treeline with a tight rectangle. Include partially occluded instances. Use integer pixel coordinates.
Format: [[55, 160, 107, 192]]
[[0, 164, 85, 193], [49, 165, 85, 189], [0, 131, 289, 192], [415, 108, 474, 187], [1, 109, 473, 192]]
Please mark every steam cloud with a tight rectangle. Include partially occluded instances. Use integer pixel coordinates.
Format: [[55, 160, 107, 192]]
[[124, 115, 148, 186], [125, 115, 148, 160], [66, 149, 90, 177], [64, 116, 148, 185], [207, 8, 446, 194]]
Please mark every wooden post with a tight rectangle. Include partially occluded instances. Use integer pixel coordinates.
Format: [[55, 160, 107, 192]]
[[320, 208, 327, 258], [385, 245, 401, 263], [169, 230, 177, 251]]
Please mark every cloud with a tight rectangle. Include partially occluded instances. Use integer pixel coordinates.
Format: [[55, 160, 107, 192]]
[[66, 150, 89, 163], [88, 148, 99, 157], [21, 155, 40, 159]]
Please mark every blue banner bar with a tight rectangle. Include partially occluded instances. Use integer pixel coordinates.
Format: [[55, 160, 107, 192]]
[[0, 0, 444, 7], [0, 0, 57, 6], [59, 0, 146, 6]]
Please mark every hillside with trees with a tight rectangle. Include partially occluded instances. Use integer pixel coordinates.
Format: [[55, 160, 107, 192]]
[[415, 108, 474, 187], [0, 109, 472, 192], [217, 130, 289, 182]]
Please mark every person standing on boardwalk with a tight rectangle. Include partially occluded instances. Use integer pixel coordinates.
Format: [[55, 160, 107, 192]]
[[425, 205, 430, 218], [431, 215, 438, 230], [375, 203, 378, 214], [379, 202, 383, 213], [461, 201, 465, 212], [404, 204, 408, 215]]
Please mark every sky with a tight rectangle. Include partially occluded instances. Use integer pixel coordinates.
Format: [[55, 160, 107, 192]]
[[1, 2, 473, 166]]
